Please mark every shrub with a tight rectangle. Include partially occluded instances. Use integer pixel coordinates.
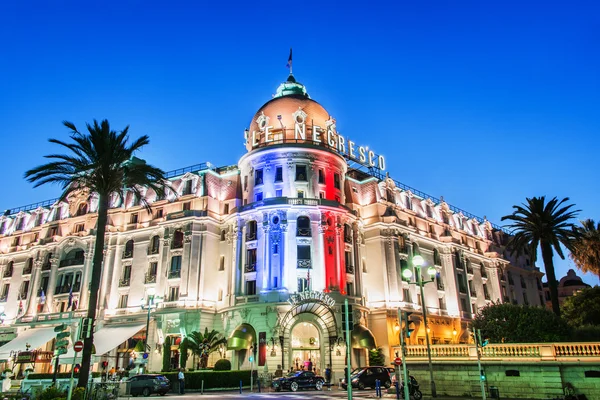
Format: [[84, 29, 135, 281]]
[[368, 348, 385, 366], [156, 370, 250, 390], [214, 359, 231, 371], [27, 372, 102, 380], [71, 387, 86, 400], [571, 325, 600, 341], [37, 386, 66, 400]]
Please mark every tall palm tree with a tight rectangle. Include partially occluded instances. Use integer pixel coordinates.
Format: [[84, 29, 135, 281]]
[[25, 120, 167, 387], [185, 328, 227, 369], [501, 196, 579, 317], [570, 219, 600, 278]]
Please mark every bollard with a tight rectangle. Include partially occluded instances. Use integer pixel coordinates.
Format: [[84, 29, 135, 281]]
[[258, 379, 261, 393], [239, 380, 242, 394], [201, 380, 204, 395], [395, 381, 400, 400]]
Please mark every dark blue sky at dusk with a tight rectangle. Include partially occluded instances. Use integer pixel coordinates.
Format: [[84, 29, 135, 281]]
[[0, 1, 598, 284]]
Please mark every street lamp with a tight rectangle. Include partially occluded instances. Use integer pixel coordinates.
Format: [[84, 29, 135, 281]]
[[141, 288, 162, 373], [402, 254, 437, 398]]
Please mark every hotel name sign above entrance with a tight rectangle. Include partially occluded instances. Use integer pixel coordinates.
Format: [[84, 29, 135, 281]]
[[246, 112, 386, 171], [288, 290, 336, 308]]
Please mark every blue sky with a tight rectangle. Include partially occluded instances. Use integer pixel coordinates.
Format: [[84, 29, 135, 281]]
[[0, 1, 598, 284]]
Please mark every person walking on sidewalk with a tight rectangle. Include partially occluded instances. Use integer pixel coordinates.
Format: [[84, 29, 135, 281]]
[[178, 368, 185, 394]]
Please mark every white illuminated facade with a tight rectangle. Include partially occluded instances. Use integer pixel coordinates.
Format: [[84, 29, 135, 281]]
[[0, 74, 544, 378]]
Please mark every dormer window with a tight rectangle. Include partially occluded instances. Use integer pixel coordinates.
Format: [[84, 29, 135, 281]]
[[76, 203, 88, 216], [183, 180, 193, 195]]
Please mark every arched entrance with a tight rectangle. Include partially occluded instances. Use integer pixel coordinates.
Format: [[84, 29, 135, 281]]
[[227, 323, 256, 370], [290, 318, 322, 374]]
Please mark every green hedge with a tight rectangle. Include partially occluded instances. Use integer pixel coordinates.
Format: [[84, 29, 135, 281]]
[[156, 370, 251, 390], [27, 372, 102, 380]]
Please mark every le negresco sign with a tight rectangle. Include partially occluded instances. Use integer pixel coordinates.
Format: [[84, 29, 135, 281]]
[[288, 290, 336, 308]]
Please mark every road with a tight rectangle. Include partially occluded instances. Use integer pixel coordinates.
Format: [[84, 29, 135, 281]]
[[120, 388, 394, 399]]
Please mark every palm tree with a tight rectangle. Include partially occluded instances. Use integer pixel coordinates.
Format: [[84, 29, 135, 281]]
[[570, 219, 600, 278], [185, 328, 227, 369], [25, 120, 167, 387], [501, 196, 579, 317]]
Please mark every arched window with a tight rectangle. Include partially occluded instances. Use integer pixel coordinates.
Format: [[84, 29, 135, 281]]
[[246, 221, 257, 241], [123, 240, 134, 258], [23, 257, 33, 275], [76, 203, 88, 216], [433, 249, 442, 266], [297, 216, 311, 237], [172, 230, 184, 249], [453, 250, 463, 270], [344, 224, 352, 243], [149, 235, 160, 255], [472, 223, 479, 236], [60, 249, 85, 268], [442, 211, 450, 224], [43, 253, 53, 270], [405, 196, 412, 210], [4, 261, 13, 278], [412, 243, 421, 256]]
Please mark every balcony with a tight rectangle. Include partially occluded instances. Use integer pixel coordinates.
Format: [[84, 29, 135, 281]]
[[54, 283, 81, 295], [59, 258, 84, 268], [145, 274, 156, 284], [166, 210, 207, 221], [296, 228, 312, 237], [345, 265, 354, 274], [245, 263, 256, 273], [297, 259, 312, 269], [119, 278, 130, 287], [168, 269, 181, 279]]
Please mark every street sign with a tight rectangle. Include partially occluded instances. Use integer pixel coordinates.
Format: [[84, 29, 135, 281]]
[[54, 348, 68, 356], [56, 339, 69, 348], [394, 357, 402, 366], [54, 324, 67, 333], [74, 341, 84, 353], [56, 331, 70, 339]]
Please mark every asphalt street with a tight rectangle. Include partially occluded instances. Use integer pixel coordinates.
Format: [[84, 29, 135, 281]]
[[119, 388, 393, 399]]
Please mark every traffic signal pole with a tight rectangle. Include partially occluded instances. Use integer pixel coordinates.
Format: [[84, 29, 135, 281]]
[[398, 309, 410, 400], [475, 329, 487, 400], [344, 298, 352, 400], [66, 319, 82, 400]]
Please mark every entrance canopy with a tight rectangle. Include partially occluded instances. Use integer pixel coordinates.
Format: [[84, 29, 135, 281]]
[[60, 324, 144, 364], [0, 327, 56, 361], [351, 324, 376, 349], [227, 323, 255, 350], [280, 300, 337, 338]]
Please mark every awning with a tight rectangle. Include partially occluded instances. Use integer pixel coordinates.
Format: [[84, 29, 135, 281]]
[[0, 327, 56, 361], [60, 324, 144, 364], [227, 323, 255, 350], [351, 324, 376, 349]]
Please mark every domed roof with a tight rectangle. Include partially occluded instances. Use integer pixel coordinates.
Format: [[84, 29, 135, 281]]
[[245, 75, 332, 152]]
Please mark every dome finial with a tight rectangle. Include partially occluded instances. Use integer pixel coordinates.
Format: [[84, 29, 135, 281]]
[[286, 48, 293, 75]]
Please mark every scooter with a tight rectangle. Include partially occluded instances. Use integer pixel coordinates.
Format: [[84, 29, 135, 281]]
[[399, 375, 422, 400]]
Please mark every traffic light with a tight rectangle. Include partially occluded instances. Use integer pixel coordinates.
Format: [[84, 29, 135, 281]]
[[480, 369, 486, 381], [403, 312, 415, 338], [80, 317, 93, 340], [481, 337, 489, 347], [341, 304, 354, 328], [54, 324, 70, 356]]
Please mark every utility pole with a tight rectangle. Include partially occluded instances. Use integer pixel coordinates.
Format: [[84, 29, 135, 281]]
[[398, 309, 410, 400], [475, 329, 487, 400], [344, 298, 352, 400]]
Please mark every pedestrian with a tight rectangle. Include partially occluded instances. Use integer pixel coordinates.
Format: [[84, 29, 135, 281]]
[[307, 358, 313, 372], [178, 368, 185, 394], [325, 364, 331, 384]]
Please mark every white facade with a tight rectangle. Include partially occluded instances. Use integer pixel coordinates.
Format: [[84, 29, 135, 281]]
[[0, 74, 544, 377]]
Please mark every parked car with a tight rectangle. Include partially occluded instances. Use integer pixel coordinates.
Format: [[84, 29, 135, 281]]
[[341, 366, 392, 390], [128, 374, 171, 397], [272, 371, 325, 392]]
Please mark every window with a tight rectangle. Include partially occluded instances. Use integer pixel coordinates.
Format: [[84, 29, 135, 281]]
[[298, 277, 309, 292], [275, 167, 283, 182], [345, 251, 353, 273], [297, 245, 311, 268], [344, 224, 352, 243], [48, 226, 59, 238], [436, 272, 445, 290], [246, 280, 257, 295], [439, 297, 446, 310], [318, 169, 324, 184], [297, 190, 304, 199], [76, 203, 88, 216], [220, 230, 226, 241], [218, 289, 223, 302], [246, 221, 257, 241], [483, 283, 490, 300], [255, 169, 264, 185], [224, 203, 229, 214], [170, 255, 182, 272], [275, 189, 283, 197], [460, 297, 469, 312], [243, 175, 248, 191], [457, 274, 467, 294], [20, 281, 30, 299], [403, 288, 411, 303], [148, 262, 158, 277], [182, 202, 191, 211], [35, 213, 44, 226], [346, 282, 354, 296], [319, 191, 325, 199], [183, 180, 193, 195], [0, 221, 5, 234], [16, 218, 24, 231], [150, 235, 160, 254], [255, 192, 263, 202], [39, 275, 49, 296], [219, 256, 225, 271], [469, 280, 476, 297], [246, 249, 257, 272], [75, 223, 85, 233], [23, 258, 33, 275], [155, 208, 163, 219], [273, 244, 279, 254], [433, 249, 442, 266], [60, 249, 84, 267], [168, 286, 180, 302], [0, 284, 9, 300], [122, 265, 132, 281], [130, 213, 138, 224], [116, 294, 128, 309], [442, 212, 450, 224], [426, 204, 433, 218], [405, 196, 412, 210], [13, 236, 21, 247], [297, 216, 311, 237], [295, 165, 307, 181], [172, 230, 184, 249], [334, 174, 341, 189], [523, 292, 529, 305], [123, 240, 134, 258]]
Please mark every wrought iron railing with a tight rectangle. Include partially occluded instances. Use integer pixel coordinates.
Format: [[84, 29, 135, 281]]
[[145, 274, 156, 284], [296, 228, 311, 237], [245, 263, 257, 273], [297, 259, 312, 269], [168, 269, 181, 279], [59, 258, 84, 268]]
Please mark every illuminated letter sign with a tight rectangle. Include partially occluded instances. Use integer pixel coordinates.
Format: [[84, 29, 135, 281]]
[[288, 290, 336, 308]]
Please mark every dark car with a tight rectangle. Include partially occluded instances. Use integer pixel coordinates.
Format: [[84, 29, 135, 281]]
[[341, 366, 391, 390], [128, 374, 171, 397], [272, 371, 325, 392]]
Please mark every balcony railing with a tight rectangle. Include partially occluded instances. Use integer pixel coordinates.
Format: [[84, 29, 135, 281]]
[[0, 295, 7, 302], [168, 269, 181, 279], [437, 282, 445, 291], [119, 278, 130, 287], [54, 283, 80, 295], [296, 228, 311, 237], [3, 268, 12, 278], [145, 274, 156, 284], [23, 265, 33, 275], [344, 235, 352, 243], [59, 258, 84, 268], [171, 240, 184, 249], [345, 265, 354, 274], [147, 246, 160, 255], [122, 251, 133, 259], [245, 263, 256, 273], [245, 232, 257, 241], [297, 259, 312, 269]]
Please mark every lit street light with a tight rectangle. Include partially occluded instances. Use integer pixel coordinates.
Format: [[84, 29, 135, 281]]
[[402, 254, 437, 398]]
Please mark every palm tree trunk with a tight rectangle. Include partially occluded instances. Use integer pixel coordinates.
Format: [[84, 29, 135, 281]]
[[541, 241, 561, 317], [77, 194, 109, 388]]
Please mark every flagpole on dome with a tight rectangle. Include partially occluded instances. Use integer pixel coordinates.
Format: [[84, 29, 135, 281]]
[[286, 48, 293, 76]]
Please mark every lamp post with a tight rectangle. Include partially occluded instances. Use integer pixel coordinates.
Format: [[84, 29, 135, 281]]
[[141, 287, 162, 373], [402, 254, 437, 398]]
